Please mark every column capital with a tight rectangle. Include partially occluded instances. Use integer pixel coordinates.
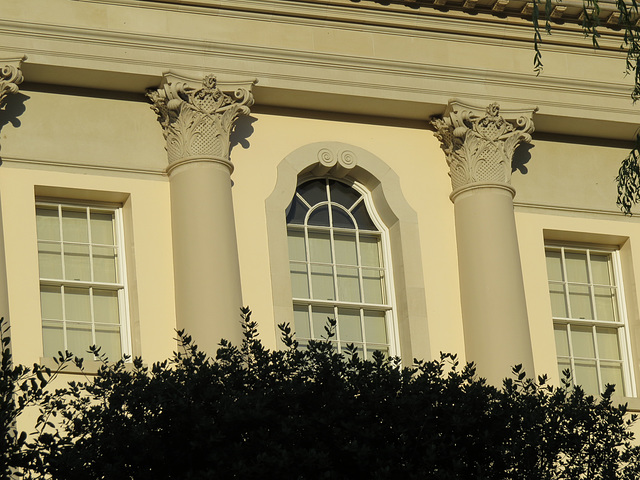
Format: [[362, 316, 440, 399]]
[[147, 72, 256, 169], [431, 100, 537, 197], [0, 57, 25, 109]]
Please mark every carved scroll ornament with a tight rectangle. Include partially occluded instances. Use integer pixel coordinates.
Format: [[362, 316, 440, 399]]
[[147, 74, 254, 165], [431, 101, 537, 194], [0, 60, 25, 109]]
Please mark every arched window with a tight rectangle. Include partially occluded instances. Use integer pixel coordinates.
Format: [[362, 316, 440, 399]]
[[286, 178, 395, 358]]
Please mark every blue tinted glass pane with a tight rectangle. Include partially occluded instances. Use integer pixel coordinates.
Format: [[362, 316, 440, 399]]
[[352, 202, 377, 231], [329, 180, 360, 209], [332, 206, 355, 229], [286, 197, 308, 225], [308, 206, 330, 226], [298, 179, 327, 207]]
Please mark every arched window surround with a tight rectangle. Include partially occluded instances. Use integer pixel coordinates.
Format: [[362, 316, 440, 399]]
[[266, 142, 430, 363]]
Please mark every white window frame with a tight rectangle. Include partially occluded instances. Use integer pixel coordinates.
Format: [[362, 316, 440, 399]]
[[287, 177, 400, 359], [546, 242, 636, 397], [36, 199, 132, 360]]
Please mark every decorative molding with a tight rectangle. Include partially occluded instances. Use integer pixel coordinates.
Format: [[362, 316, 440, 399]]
[[431, 99, 537, 196], [0, 56, 25, 109], [147, 72, 256, 167], [312, 147, 358, 178]]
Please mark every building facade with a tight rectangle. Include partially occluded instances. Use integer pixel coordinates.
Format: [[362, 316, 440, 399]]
[[2, 0, 640, 410]]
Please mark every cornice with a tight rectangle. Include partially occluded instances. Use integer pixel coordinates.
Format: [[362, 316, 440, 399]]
[[75, 0, 635, 45], [3, 18, 631, 100], [19, 1, 632, 52], [1, 4, 638, 138]]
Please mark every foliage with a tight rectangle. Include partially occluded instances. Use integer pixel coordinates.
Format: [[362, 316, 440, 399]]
[[617, 135, 640, 213], [0, 317, 73, 478], [3, 309, 640, 479]]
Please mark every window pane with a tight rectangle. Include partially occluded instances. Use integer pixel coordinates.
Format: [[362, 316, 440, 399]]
[[549, 283, 567, 318], [290, 263, 309, 299], [62, 209, 89, 243], [64, 244, 91, 281], [594, 287, 617, 322], [591, 254, 613, 285], [331, 207, 354, 229], [38, 242, 62, 279], [554, 324, 569, 356], [310, 265, 334, 301], [601, 362, 625, 395], [308, 231, 332, 263], [328, 180, 360, 209], [362, 269, 384, 304], [285, 197, 308, 225], [66, 322, 93, 358], [293, 305, 311, 339], [596, 327, 621, 360], [336, 267, 360, 302], [36, 207, 60, 241], [90, 212, 115, 245], [360, 236, 381, 267], [574, 360, 599, 395], [571, 326, 595, 358], [338, 309, 362, 342], [308, 206, 330, 227], [93, 289, 120, 325], [545, 250, 563, 282], [334, 234, 357, 265], [312, 306, 334, 340], [364, 310, 387, 344], [565, 252, 589, 283], [298, 179, 327, 206], [64, 287, 91, 322], [41, 285, 62, 320], [93, 246, 118, 283], [351, 202, 376, 231], [287, 229, 306, 262], [42, 320, 64, 357], [95, 324, 122, 361], [568, 284, 593, 319]]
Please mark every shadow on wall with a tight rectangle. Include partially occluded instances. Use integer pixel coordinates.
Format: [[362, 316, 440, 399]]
[[0, 92, 28, 163], [512, 143, 534, 175], [230, 114, 257, 154]]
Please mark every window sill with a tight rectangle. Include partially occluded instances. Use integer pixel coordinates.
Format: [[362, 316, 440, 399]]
[[39, 357, 133, 376]]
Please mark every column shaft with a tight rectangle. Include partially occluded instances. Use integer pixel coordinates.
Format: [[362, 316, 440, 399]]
[[169, 159, 243, 351], [454, 185, 533, 382]]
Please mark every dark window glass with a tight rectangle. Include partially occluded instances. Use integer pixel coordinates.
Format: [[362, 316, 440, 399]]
[[332, 206, 355, 229], [298, 179, 327, 206], [286, 197, 308, 225], [329, 180, 360, 209], [308, 206, 330, 226], [352, 202, 377, 230]]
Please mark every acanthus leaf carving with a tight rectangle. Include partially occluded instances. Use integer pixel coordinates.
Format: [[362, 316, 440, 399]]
[[0, 57, 25, 110], [147, 74, 255, 166], [431, 100, 537, 194]]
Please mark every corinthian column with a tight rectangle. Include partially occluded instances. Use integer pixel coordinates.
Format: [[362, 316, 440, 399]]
[[148, 73, 255, 353], [431, 100, 537, 384], [0, 57, 25, 340]]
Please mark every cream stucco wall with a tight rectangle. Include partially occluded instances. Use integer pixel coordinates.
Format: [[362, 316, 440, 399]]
[[0, 0, 639, 413], [231, 109, 463, 360]]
